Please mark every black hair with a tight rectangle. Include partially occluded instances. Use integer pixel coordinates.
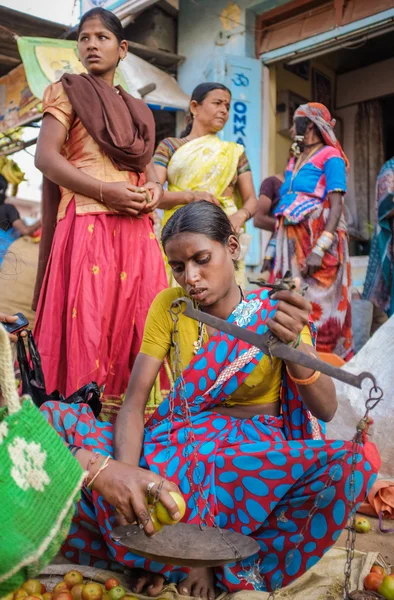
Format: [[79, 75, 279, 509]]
[[0, 174, 7, 205], [162, 200, 234, 249], [180, 82, 231, 138], [294, 116, 324, 144], [78, 8, 125, 44]]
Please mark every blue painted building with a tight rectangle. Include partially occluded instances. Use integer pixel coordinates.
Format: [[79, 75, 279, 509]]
[[177, 0, 394, 264]]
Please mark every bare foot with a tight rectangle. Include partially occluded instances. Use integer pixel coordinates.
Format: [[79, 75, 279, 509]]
[[178, 567, 217, 600], [126, 568, 165, 597]]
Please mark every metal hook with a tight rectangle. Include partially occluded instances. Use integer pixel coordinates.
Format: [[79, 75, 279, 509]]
[[365, 385, 384, 412]]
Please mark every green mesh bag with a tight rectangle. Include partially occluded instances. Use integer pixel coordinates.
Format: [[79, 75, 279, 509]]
[[0, 325, 85, 597]]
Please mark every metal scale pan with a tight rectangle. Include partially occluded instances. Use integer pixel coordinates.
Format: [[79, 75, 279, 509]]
[[111, 523, 260, 568]]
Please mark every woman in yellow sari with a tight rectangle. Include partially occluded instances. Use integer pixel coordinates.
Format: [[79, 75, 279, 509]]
[[154, 82, 257, 286]]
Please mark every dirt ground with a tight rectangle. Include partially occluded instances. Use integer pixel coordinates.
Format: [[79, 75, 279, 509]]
[[336, 515, 394, 566]]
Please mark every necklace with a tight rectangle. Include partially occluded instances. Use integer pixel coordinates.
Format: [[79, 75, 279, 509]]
[[193, 287, 244, 354]]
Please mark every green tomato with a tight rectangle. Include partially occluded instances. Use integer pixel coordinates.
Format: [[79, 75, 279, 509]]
[[354, 516, 371, 533], [108, 588, 126, 600], [378, 577, 394, 600]]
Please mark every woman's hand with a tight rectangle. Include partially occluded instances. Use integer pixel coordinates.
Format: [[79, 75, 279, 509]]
[[188, 190, 221, 206], [266, 290, 312, 345], [229, 210, 247, 234], [102, 182, 148, 216], [142, 181, 163, 213], [92, 459, 181, 536], [302, 252, 323, 277], [0, 313, 27, 343]]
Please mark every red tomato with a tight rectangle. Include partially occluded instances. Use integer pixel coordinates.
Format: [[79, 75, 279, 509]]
[[53, 584, 69, 595], [104, 581, 119, 592], [40, 587, 47, 595], [364, 572, 384, 592], [53, 593, 73, 600], [378, 576, 394, 599], [371, 566, 386, 576]]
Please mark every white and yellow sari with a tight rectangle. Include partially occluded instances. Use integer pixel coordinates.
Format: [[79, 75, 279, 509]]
[[163, 134, 248, 286]]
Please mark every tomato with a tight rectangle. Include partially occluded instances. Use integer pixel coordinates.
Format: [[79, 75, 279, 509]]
[[53, 593, 73, 600], [364, 573, 384, 592], [43, 593, 53, 600], [81, 583, 103, 600], [371, 565, 386, 576], [40, 587, 47, 595], [155, 491, 186, 526], [24, 596, 43, 600], [22, 582, 42, 596], [14, 590, 28, 600], [107, 587, 126, 600], [104, 581, 119, 592], [53, 584, 69, 595], [70, 584, 84, 600], [64, 572, 83, 590], [378, 576, 394, 599]]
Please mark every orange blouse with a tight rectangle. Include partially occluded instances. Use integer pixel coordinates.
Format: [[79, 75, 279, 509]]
[[42, 82, 143, 221]]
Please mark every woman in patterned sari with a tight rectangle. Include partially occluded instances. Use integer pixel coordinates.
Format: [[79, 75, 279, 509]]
[[41, 201, 379, 599], [154, 83, 257, 286], [264, 103, 353, 360]]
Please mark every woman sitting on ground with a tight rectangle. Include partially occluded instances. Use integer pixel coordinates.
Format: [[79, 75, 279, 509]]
[[41, 201, 380, 598]]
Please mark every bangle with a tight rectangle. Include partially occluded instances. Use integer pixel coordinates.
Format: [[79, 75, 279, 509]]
[[322, 230, 334, 240], [312, 245, 325, 258], [154, 181, 163, 189], [87, 455, 111, 489], [288, 333, 301, 348], [68, 444, 81, 457], [286, 367, 321, 386], [99, 181, 104, 203], [241, 207, 251, 221]]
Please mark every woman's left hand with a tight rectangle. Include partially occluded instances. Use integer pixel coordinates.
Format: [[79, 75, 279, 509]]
[[141, 181, 163, 213], [229, 210, 246, 234], [266, 290, 312, 345], [302, 252, 323, 277]]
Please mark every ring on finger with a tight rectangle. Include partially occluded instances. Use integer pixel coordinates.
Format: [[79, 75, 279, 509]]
[[146, 481, 156, 497]]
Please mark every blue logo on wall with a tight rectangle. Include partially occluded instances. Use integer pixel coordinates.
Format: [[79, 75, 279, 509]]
[[233, 101, 247, 146], [232, 73, 249, 87]]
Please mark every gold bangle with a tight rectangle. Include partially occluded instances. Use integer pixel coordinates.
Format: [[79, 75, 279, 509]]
[[99, 181, 104, 203], [87, 455, 111, 489], [242, 207, 251, 221], [286, 367, 321, 386]]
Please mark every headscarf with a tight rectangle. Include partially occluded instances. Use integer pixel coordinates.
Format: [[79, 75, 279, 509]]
[[294, 102, 349, 169]]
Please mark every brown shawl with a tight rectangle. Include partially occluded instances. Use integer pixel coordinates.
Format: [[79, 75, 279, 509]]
[[33, 73, 155, 310]]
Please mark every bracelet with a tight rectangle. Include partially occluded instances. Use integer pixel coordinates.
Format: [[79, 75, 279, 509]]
[[154, 181, 163, 189], [286, 367, 321, 386], [68, 444, 81, 457], [99, 180, 104, 203], [287, 334, 301, 349], [322, 230, 334, 240], [312, 245, 325, 258], [87, 455, 111, 489], [241, 207, 251, 221]]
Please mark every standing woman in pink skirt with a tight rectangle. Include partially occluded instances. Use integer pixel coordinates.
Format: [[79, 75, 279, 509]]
[[33, 7, 167, 418]]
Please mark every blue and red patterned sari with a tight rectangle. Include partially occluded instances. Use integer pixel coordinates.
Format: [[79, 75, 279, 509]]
[[41, 288, 380, 592]]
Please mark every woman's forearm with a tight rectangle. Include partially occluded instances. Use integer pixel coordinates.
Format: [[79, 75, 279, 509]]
[[254, 214, 275, 231], [285, 342, 337, 422], [241, 194, 257, 218], [322, 193, 343, 235], [36, 150, 102, 201], [159, 190, 193, 209], [113, 405, 145, 467]]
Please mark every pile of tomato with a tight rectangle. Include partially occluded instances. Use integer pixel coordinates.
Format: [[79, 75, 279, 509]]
[[5, 572, 138, 600], [364, 565, 394, 599]]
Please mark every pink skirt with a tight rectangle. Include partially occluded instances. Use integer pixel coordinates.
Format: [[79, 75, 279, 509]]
[[34, 200, 167, 398]]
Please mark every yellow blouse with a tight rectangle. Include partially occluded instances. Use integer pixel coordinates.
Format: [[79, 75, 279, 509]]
[[42, 82, 142, 221], [140, 287, 312, 406]]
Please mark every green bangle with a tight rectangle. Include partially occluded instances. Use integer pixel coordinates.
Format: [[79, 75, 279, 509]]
[[288, 334, 301, 349]]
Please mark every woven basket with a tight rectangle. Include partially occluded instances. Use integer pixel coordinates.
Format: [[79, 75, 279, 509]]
[[0, 324, 85, 596]]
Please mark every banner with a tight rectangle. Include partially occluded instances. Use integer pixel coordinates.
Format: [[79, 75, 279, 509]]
[[17, 37, 128, 101], [0, 64, 41, 133]]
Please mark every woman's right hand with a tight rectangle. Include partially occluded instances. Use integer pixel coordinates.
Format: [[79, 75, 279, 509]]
[[187, 190, 221, 206], [92, 459, 181, 536], [102, 182, 148, 216]]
